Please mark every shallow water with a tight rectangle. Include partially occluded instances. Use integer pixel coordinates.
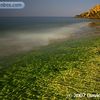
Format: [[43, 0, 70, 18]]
[[0, 17, 99, 57]]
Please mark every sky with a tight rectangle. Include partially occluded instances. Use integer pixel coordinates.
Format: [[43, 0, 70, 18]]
[[0, 0, 99, 17]]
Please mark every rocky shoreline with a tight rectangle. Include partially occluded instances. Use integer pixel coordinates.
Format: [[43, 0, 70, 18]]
[[75, 4, 100, 19]]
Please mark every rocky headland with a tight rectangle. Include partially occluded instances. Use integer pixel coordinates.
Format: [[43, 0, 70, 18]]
[[76, 4, 100, 19]]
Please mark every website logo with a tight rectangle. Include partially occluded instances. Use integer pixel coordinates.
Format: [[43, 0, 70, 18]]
[[0, 2, 25, 9]]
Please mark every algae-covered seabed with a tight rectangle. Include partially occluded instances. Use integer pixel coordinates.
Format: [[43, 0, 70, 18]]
[[0, 28, 100, 100]]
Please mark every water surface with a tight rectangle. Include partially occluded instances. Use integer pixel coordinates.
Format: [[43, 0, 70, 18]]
[[0, 17, 99, 57]]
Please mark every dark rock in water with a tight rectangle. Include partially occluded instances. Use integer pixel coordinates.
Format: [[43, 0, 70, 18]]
[[88, 22, 100, 29], [89, 22, 97, 27]]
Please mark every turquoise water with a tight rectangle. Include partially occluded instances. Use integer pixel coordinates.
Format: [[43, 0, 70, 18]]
[[0, 17, 99, 56]]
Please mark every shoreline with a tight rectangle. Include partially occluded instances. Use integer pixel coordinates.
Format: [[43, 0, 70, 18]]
[[0, 23, 100, 58]]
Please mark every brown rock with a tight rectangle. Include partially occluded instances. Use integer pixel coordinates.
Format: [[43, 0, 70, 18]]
[[75, 4, 100, 19]]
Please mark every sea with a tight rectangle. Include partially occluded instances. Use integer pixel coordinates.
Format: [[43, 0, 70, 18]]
[[0, 17, 100, 57]]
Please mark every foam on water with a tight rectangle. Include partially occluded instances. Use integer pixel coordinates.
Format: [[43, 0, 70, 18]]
[[0, 22, 90, 56]]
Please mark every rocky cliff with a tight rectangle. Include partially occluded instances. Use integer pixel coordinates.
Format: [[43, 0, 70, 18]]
[[76, 4, 100, 19]]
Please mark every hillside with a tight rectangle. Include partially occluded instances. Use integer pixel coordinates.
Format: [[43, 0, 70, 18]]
[[76, 4, 100, 19]]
